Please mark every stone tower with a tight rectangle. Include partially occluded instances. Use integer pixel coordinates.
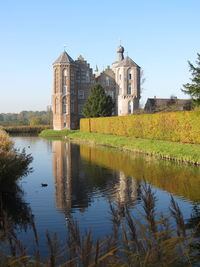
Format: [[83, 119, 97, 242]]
[[112, 46, 140, 115], [52, 50, 78, 130]]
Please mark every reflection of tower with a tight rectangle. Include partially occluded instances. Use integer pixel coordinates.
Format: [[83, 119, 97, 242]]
[[52, 141, 72, 213], [116, 171, 138, 206], [52, 140, 90, 215]]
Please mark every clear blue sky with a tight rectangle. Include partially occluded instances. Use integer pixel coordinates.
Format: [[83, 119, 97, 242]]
[[0, 0, 199, 113]]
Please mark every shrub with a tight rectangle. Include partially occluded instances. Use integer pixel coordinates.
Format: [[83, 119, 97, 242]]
[[0, 129, 13, 151], [80, 110, 200, 144]]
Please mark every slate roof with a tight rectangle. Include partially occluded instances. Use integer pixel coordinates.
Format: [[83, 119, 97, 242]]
[[117, 56, 139, 68], [144, 98, 192, 111], [53, 51, 74, 65]]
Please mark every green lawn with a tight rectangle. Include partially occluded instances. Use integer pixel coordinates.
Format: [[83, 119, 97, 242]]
[[40, 129, 200, 165]]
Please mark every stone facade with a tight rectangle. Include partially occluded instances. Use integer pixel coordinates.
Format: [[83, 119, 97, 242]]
[[52, 46, 140, 130]]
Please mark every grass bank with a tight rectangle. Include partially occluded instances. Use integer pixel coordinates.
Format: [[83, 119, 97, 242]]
[[3, 125, 52, 134], [40, 129, 200, 165]]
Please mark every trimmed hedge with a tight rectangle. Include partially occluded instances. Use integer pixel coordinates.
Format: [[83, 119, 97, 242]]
[[80, 110, 200, 144]]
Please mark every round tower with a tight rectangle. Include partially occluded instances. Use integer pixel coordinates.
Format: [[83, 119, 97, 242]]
[[52, 51, 78, 130]]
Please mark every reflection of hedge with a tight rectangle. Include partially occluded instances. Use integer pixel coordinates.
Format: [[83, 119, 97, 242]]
[[80, 144, 200, 202], [80, 110, 200, 144]]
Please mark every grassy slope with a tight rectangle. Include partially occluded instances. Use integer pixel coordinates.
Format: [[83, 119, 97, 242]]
[[40, 129, 200, 164]]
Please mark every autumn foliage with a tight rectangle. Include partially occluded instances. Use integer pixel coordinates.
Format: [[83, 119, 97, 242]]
[[80, 110, 200, 144]]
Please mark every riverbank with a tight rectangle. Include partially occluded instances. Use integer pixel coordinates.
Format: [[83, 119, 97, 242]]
[[2, 125, 52, 134], [40, 129, 200, 165]]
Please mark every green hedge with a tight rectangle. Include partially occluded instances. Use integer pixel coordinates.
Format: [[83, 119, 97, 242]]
[[80, 110, 200, 144]]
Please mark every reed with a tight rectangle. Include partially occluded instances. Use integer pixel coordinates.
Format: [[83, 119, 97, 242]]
[[3, 125, 52, 134], [0, 183, 198, 266], [0, 129, 13, 152]]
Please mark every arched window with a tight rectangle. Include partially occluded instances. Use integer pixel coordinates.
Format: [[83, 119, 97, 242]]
[[128, 69, 132, 80], [62, 69, 67, 94], [55, 98, 59, 113], [128, 101, 132, 114], [54, 69, 59, 93], [127, 83, 131, 94], [62, 97, 68, 114]]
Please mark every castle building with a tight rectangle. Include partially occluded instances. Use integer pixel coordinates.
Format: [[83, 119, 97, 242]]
[[52, 46, 140, 130]]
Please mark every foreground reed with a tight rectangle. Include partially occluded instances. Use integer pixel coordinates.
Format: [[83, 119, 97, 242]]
[[0, 183, 199, 267]]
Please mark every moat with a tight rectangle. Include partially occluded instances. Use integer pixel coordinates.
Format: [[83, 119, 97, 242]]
[[10, 136, 200, 257]]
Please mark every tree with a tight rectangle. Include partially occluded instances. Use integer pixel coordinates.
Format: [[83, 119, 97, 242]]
[[82, 83, 115, 118], [29, 117, 44, 125], [182, 53, 200, 107]]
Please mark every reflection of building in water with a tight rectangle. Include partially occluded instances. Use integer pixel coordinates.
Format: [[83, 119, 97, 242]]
[[116, 171, 138, 207], [79, 144, 139, 207], [53, 141, 72, 211], [52, 141, 139, 216], [52, 141, 90, 214]]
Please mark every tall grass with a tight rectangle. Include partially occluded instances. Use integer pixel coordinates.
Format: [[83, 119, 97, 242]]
[[0, 129, 33, 187], [3, 125, 52, 134], [0, 183, 199, 266], [0, 129, 13, 151]]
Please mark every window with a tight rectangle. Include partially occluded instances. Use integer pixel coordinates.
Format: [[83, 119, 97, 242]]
[[127, 84, 131, 94], [86, 71, 90, 82], [128, 101, 132, 114], [62, 69, 67, 94], [62, 97, 68, 114], [78, 90, 84, 99], [128, 69, 132, 80], [63, 85, 67, 95], [118, 69, 121, 80], [71, 71, 74, 80], [108, 91, 114, 99], [106, 76, 109, 86], [55, 98, 59, 113], [54, 69, 59, 93], [78, 104, 83, 115], [71, 99, 75, 113]]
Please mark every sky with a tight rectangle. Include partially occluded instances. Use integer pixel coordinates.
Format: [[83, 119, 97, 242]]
[[0, 0, 199, 113]]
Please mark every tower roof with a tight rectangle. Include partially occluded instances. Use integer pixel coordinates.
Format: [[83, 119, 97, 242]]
[[117, 56, 139, 68], [117, 45, 124, 53], [53, 51, 74, 65]]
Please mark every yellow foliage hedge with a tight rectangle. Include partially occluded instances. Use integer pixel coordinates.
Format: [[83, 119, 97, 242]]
[[80, 110, 200, 144]]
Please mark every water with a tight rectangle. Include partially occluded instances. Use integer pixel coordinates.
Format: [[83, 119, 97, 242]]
[[8, 137, 200, 256]]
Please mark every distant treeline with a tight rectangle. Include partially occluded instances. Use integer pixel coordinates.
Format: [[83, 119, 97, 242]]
[[0, 110, 52, 126]]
